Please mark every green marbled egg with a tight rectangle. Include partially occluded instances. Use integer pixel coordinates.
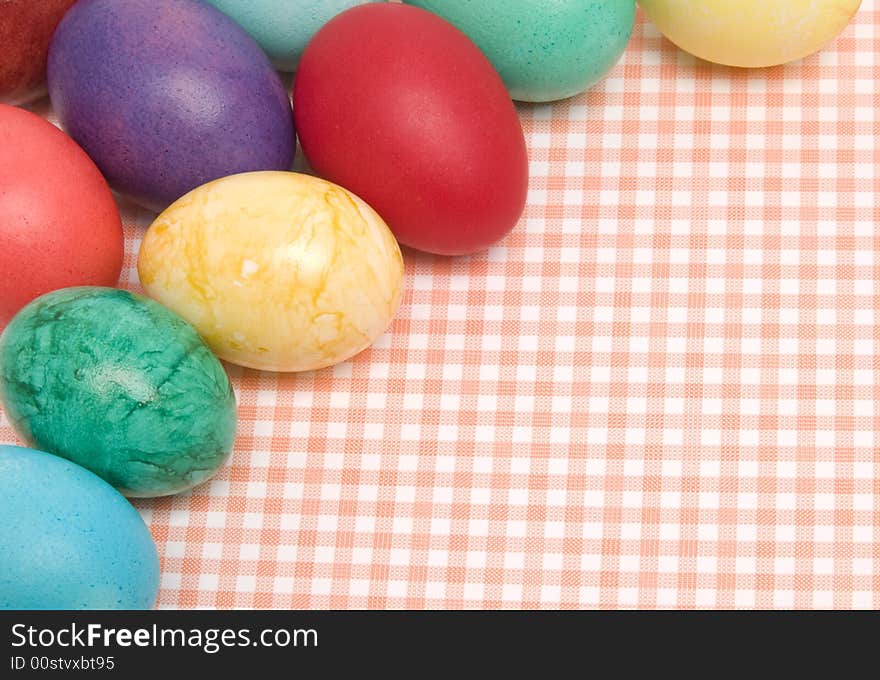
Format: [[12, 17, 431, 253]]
[[404, 0, 636, 102], [0, 287, 237, 497]]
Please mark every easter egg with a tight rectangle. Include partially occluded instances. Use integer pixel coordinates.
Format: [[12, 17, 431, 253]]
[[638, 0, 862, 68], [47, 0, 295, 212], [0, 0, 76, 105], [405, 0, 636, 102], [0, 445, 159, 610], [138, 172, 404, 373], [294, 3, 528, 256], [204, 0, 380, 71], [0, 105, 123, 328], [0, 288, 237, 497]]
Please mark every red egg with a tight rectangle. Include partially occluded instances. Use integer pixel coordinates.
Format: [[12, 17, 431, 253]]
[[294, 3, 528, 256], [0, 0, 77, 105], [0, 105, 123, 326]]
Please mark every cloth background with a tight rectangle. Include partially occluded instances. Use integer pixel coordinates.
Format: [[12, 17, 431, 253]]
[[3, 4, 879, 609]]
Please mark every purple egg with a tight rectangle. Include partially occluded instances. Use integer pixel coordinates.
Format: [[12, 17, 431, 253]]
[[47, 0, 294, 212]]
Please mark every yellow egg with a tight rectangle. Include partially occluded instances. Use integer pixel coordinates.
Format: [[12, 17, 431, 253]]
[[638, 0, 861, 67], [137, 172, 404, 372]]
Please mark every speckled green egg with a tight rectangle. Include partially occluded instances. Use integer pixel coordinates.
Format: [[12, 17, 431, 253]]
[[0, 287, 237, 498], [404, 0, 636, 102]]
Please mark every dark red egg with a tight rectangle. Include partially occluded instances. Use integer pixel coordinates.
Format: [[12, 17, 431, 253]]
[[0, 0, 77, 104], [294, 3, 529, 256]]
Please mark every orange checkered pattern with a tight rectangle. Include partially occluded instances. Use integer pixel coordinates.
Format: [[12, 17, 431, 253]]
[[3, 4, 879, 609]]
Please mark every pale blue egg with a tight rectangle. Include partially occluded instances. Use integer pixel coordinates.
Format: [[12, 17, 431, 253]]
[[0, 445, 160, 610], [204, 0, 381, 71]]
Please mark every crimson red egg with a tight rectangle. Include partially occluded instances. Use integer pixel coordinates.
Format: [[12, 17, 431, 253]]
[[0, 105, 123, 326], [0, 0, 77, 105], [293, 3, 528, 256]]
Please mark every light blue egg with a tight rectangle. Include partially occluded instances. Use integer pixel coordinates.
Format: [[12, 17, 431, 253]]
[[204, 0, 381, 71], [0, 445, 160, 610]]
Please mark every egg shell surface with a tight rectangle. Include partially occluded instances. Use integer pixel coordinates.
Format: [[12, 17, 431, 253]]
[[138, 172, 404, 373], [0, 0, 76, 105], [204, 0, 380, 71], [0, 445, 159, 610], [0, 287, 237, 498], [405, 0, 635, 102], [47, 0, 295, 212], [0, 105, 123, 328], [294, 3, 529, 256], [638, 0, 862, 67]]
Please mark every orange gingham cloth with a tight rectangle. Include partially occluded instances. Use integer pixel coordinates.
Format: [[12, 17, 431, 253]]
[[3, 4, 880, 610]]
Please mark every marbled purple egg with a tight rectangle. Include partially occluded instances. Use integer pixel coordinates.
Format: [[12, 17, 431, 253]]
[[47, 0, 294, 212]]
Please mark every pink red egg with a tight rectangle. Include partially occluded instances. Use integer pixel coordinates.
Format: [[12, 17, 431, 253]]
[[294, 3, 529, 256], [0, 105, 123, 326], [0, 0, 77, 105]]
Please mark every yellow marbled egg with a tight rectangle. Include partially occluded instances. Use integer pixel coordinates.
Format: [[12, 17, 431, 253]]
[[638, 0, 861, 67], [137, 172, 404, 372]]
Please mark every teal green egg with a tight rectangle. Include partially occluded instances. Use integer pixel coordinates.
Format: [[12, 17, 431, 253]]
[[404, 0, 636, 102], [0, 445, 159, 610], [204, 0, 381, 71], [0, 287, 237, 498]]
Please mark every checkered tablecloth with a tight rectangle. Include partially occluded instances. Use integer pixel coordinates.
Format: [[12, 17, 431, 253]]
[[4, 3, 879, 609]]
